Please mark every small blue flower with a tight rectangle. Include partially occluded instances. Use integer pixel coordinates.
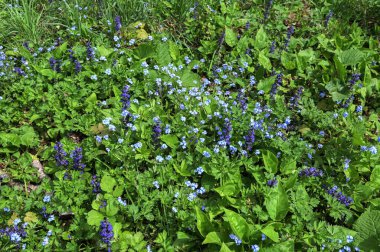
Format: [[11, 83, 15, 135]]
[[48, 215, 55, 222], [261, 234, 267, 240], [251, 244, 260, 252], [203, 151, 211, 158], [117, 197, 127, 206], [156, 155, 164, 162], [229, 234, 242, 245], [343, 112, 348, 118], [195, 167, 204, 175], [153, 181, 160, 189], [42, 236, 49, 246], [104, 68, 111, 75], [347, 235, 354, 243], [43, 195, 51, 203], [13, 218, 21, 226], [369, 146, 377, 155]]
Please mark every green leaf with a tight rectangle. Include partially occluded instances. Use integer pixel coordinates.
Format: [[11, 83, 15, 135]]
[[134, 44, 155, 59], [97, 45, 113, 57], [339, 49, 365, 65], [281, 52, 296, 70], [169, 41, 180, 61], [224, 208, 250, 241], [265, 183, 289, 221], [370, 166, 380, 189], [262, 150, 278, 173], [214, 182, 239, 197], [257, 76, 276, 93], [280, 159, 296, 175], [181, 70, 200, 87], [225, 28, 237, 47], [156, 43, 171, 66], [202, 232, 222, 245], [196, 207, 213, 237], [254, 26, 268, 50], [220, 243, 232, 252], [261, 224, 280, 242], [259, 51, 272, 70], [87, 210, 104, 226], [160, 135, 179, 149], [354, 210, 380, 251], [100, 175, 116, 193]]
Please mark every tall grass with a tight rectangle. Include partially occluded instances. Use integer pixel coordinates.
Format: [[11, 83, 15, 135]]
[[0, 0, 60, 44]]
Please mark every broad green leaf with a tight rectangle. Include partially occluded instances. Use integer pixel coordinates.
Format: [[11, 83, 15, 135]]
[[169, 41, 180, 61], [156, 43, 171, 66], [225, 28, 237, 47], [254, 26, 268, 50], [181, 70, 200, 87], [220, 243, 232, 252], [265, 183, 289, 221], [354, 210, 380, 251], [100, 175, 116, 193], [203, 232, 222, 245], [261, 224, 279, 242], [281, 52, 296, 70], [339, 49, 365, 65], [87, 210, 104, 226], [370, 166, 380, 189], [257, 76, 276, 93], [196, 207, 213, 237], [136, 29, 148, 39], [160, 134, 179, 149], [214, 182, 239, 197], [224, 208, 250, 241], [97, 46, 113, 57], [280, 159, 296, 175], [259, 51, 272, 70], [134, 44, 155, 59], [262, 150, 278, 173]]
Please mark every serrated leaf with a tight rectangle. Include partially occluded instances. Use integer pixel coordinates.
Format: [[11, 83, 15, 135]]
[[224, 208, 250, 241], [100, 175, 116, 193], [354, 210, 380, 251], [225, 28, 237, 47], [87, 210, 104, 226]]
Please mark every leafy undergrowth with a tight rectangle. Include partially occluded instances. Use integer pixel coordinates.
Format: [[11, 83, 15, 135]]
[[0, 1, 379, 251]]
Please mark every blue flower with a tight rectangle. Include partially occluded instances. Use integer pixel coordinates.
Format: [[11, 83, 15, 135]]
[[43, 195, 51, 203], [99, 219, 114, 246], [153, 181, 160, 189], [346, 235, 354, 243], [42, 236, 49, 246], [229, 234, 242, 245], [195, 167, 204, 175], [203, 151, 211, 158], [251, 244, 260, 252]]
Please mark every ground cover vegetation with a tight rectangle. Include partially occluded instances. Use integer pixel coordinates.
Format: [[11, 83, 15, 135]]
[[0, 0, 379, 251]]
